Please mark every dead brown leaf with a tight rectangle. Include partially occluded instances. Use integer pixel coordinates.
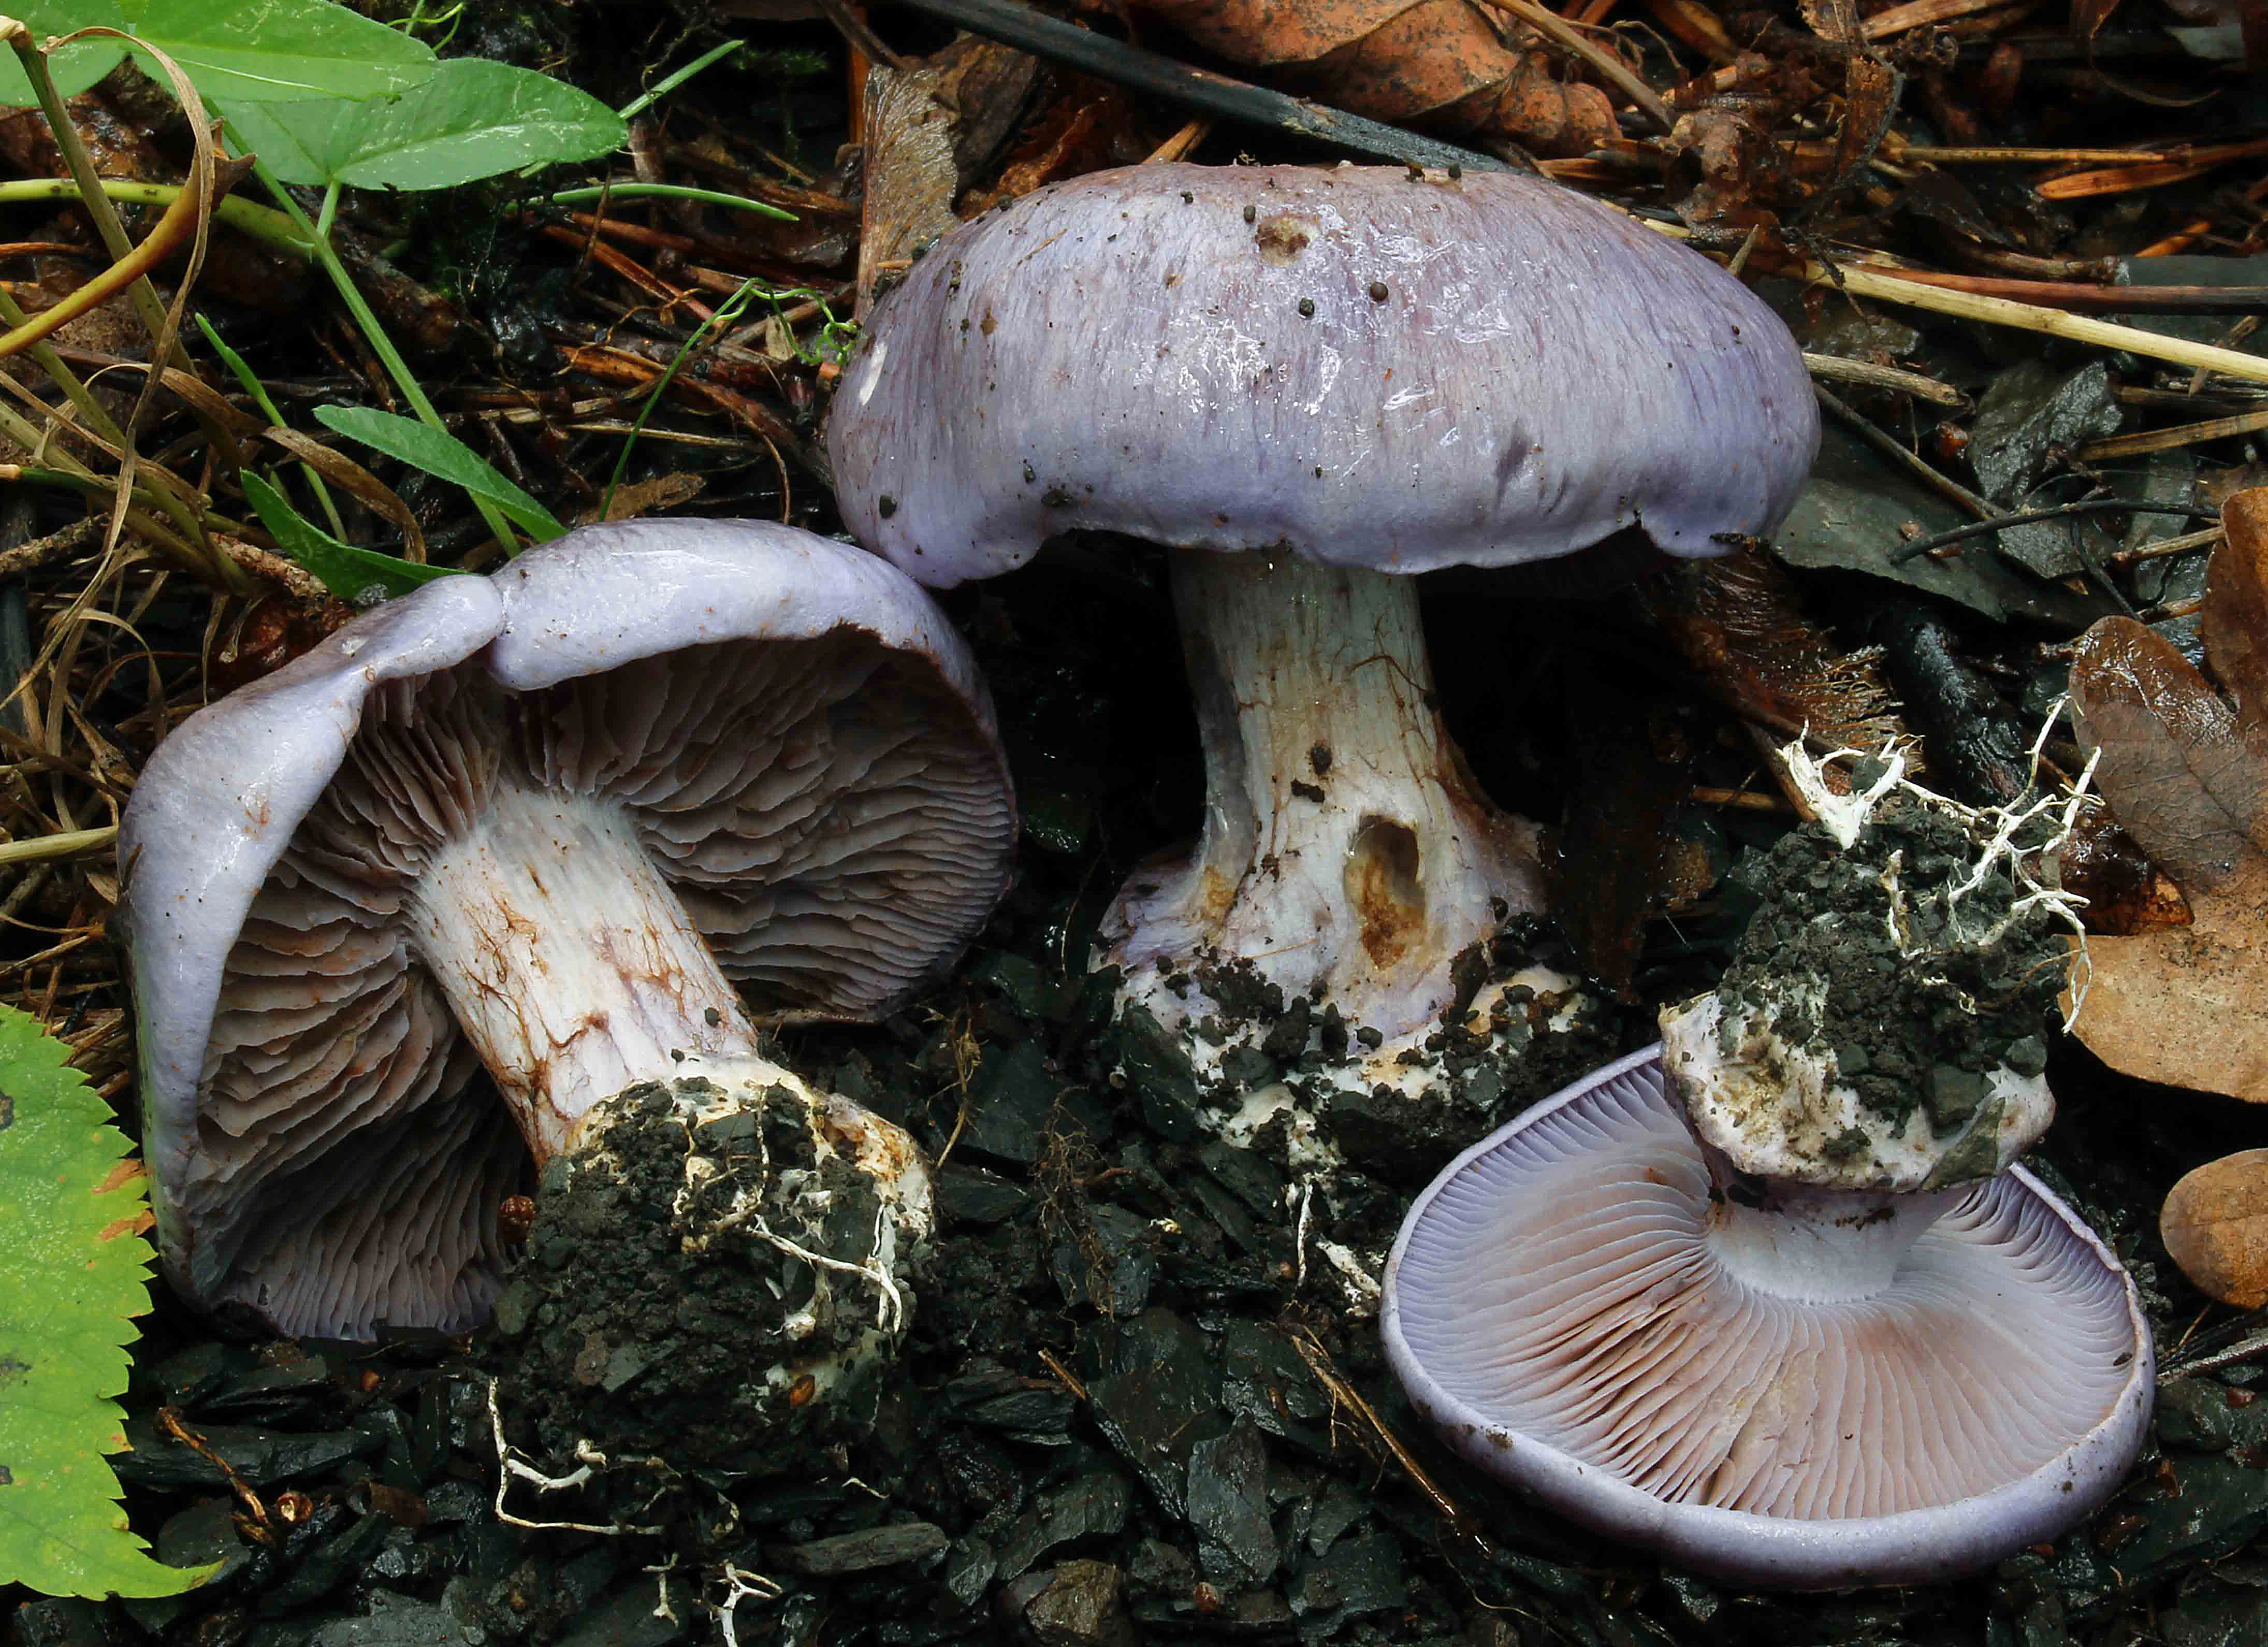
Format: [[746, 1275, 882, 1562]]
[[2060, 805, 2192, 936], [1130, 0, 1616, 157], [586, 472, 706, 525], [2205, 488, 2268, 724], [2161, 1149, 2268, 1308], [2070, 615, 2266, 893], [2076, 858, 2268, 1103], [2069, 570, 2268, 1100], [959, 90, 1135, 218], [856, 39, 1043, 317], [1795, 0, 1900, 183]]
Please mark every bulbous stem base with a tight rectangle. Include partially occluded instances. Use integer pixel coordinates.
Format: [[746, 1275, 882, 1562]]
[[1097, 550, 1543, 1043]]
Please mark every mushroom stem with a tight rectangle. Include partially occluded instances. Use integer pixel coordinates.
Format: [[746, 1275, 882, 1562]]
[[1702, 1152, 1965, 1303], [407, 774, 769, 1160], [1099, 550, 1543, 1041]]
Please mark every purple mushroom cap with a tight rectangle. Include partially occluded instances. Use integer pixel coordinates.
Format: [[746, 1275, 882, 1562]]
[[825, 164, 1820, 1067], [1382, 1046, 2153, 1589], [830, 162, 1818, 584], [121, 521, 1015, 1339]]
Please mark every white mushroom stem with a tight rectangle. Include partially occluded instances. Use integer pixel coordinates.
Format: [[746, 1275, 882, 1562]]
[[406, 774, 782, 1161], [1098, 549, 1543, 1041], [1704, 1157, 1965, 1304]]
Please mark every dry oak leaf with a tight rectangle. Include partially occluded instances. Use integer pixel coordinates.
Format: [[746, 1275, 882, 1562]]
[[2161, 1149, 2268, 1308], [2204, 488, 2268, 728], [2069, 501, 2268, 1102], [1129, 0, 1616, 157]]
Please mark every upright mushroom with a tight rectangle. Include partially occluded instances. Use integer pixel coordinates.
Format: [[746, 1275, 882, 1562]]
[[121, 519, 1015, 1352], [829, 162, 1817, 1091], [1381, 758, 2152, 1587]]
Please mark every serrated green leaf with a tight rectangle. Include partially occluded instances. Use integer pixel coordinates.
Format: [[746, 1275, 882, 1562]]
[[0, 1004, 214, 1598], [0, 0, 435, 108], [220, 57, 624, 191], [313, 406, 564, 542], [242, 472, 462, 602]]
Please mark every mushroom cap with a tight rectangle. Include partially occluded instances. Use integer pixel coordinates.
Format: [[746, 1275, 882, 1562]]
[[121, 521, 1015, 1338], [123, 576, 515, 1339], [829, 163, 1818, 587], [1380, 1046, 2153, 1589]]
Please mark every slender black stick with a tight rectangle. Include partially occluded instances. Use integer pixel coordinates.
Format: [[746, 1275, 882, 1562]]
[[1887, 498, 2222, 564], [885, 0, 1516, 176]]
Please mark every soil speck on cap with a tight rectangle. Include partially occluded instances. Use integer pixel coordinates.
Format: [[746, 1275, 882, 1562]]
[[1254, 215, 1314, 264]]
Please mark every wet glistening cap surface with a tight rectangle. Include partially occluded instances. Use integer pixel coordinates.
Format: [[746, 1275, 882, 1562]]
[[830, 162, 1820, 585]]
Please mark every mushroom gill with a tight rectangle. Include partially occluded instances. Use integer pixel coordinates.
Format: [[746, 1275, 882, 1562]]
[[1387, 1053, 2141, 1521]]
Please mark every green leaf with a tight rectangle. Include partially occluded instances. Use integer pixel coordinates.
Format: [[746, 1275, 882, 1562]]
[[220, 58, 624, 191], [0, 1005, 213, 1598], [314, 405, 564, 542], [0, 0, 436, 108], [242, 472, 462, 602]]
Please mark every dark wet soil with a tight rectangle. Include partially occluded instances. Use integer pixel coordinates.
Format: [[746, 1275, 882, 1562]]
[[1705, 792, 2068, 1142], [490, 1075, 914, 1531]]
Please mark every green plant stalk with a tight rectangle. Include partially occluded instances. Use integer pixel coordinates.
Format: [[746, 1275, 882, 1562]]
[[543, 182, 792, 220], [750, 285, 857, 365], [0, 162, 210, 357], [247, 157, 518, 553], [0, 177, 310, 255], [617, 40, 744, 122], [1, 23, 244, 590], [0, 282, 226, 575], [196, 314, 346, 540], [395, 0, 467, 46], [3, 28, 196, 382], [0, 460, 201, 564], [599, 274, 762, 521], [513, 40, 743, 186], [0, 824, 114, 866]]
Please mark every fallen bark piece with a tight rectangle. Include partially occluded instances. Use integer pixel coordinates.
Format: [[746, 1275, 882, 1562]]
[[772, 1522, 950, 1574]]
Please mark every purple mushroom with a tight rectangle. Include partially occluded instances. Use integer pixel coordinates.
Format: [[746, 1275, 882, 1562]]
[[1381, 784, 2151, 1588], [829, 162, 1818, 1088], [121, 520, 1015, 1342], [1382, 1048, 2150, 1588]]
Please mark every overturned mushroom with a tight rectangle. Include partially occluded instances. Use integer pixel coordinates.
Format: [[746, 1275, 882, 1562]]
[[122, 519, 1015, 1368], [1382, 760, 2151, 1587], [829, 162, 1816, 1097]]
